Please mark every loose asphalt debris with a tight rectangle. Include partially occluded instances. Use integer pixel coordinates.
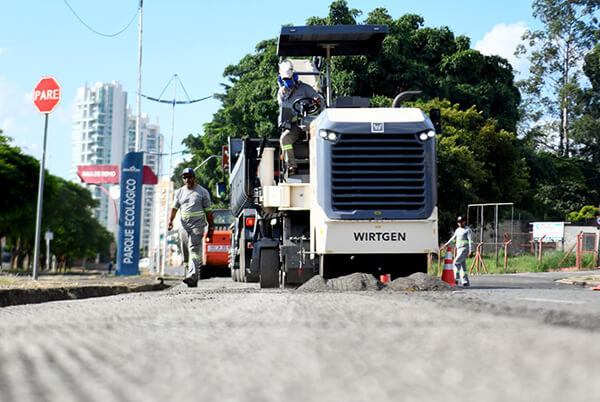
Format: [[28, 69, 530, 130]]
[[0, 275, 171, 307], [297, 272, 454, 292]]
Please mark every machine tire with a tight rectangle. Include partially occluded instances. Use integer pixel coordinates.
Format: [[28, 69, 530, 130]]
[[260, 248, 279, 288]]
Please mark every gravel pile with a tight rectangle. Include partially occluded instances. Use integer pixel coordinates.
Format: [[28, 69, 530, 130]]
[[297, 272, 454, 292], [385, 272, 454, 291]]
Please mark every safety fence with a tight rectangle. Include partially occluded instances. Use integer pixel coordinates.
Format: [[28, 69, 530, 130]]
[[429, 230, 600, 275]]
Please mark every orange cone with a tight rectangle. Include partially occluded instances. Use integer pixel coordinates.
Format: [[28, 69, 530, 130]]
[[441, 246, 457, 286]]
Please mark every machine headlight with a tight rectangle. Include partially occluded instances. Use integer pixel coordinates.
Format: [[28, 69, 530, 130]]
[[427, 130, 435, 138], [419, 132, 429, 141], [319, 129, 339, 143]]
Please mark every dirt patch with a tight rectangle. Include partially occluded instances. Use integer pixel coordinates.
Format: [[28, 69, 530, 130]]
[[297, 272, 453, 292]]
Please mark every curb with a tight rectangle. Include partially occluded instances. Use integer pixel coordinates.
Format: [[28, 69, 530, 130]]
[[0, 281, 171, 308], [556, 275, 600, 289]]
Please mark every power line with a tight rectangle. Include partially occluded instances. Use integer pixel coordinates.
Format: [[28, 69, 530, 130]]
[[62, 0, 140, 38]]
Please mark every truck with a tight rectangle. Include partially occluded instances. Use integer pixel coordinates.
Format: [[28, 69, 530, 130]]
[[228, 24, 441, 288]]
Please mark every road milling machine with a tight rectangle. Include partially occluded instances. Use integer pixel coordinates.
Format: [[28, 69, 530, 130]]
[[228, 25, 441, 288]]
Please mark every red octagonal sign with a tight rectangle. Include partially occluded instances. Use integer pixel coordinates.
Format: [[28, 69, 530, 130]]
[[33, 76, 61, 114]]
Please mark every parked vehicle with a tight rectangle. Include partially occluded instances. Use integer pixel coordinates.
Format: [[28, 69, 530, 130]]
[[202, 208, 235, 277]]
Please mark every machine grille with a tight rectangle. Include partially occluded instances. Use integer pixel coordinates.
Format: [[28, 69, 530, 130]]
[[331, 132, 426, 211]]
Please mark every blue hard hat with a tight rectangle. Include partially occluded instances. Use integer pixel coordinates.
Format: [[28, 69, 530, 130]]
[[182, 167, 195, 176]]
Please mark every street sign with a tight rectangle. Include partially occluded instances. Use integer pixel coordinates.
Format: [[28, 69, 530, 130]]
[[532, 222, 564, 242], [44, 230, 53, 241], [32, 76, 61, 279], [33, 76, 61, 114]]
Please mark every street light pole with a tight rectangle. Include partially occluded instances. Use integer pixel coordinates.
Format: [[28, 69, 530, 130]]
[[135, 0, 144, 152], [160, 83, 177, 277], [140, 75, 211, 277], [194, 155, 220, 172]]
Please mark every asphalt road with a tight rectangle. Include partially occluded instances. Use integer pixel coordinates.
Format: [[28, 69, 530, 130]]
[[0, 272, 598, 402]]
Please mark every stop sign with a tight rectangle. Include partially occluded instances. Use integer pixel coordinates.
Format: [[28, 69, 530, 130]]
[[33, 76, 61, 114]]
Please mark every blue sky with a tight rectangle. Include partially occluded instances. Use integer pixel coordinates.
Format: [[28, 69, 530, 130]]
[[0, 0, 539, 180]]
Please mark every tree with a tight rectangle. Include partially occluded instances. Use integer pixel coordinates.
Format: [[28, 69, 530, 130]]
[[0, 131, 113, 268], [179, 1, 528, 230], [571, 44, 600, 165], [179, 38, 280, 207], [413, 99, 528, 234], [516, 0, 600, 157], [45, 178, 113, 262], [567, 205, 599, 222], [517, 148, 598, 220]]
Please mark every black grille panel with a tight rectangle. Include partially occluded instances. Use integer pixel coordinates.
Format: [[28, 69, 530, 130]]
[[331, 132, 426, 210]]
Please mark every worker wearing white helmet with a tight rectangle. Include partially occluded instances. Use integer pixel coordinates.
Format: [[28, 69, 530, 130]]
[[277, 59, 324, 175], [444, 216, 474, 287]]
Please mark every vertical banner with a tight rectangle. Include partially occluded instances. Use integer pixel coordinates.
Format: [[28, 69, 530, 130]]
[[116, 152, 144, 275]]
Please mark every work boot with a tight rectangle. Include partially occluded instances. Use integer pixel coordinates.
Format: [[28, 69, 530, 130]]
[[183, 274, 198, 288]]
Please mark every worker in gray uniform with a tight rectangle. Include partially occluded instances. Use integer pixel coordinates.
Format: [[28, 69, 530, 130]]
[[444, 216, 474, 286], [167, 167, 214, 287], [277, 59, 324, 175]]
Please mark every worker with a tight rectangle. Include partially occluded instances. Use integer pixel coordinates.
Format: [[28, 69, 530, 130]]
[[277, 59, 324, 175], [167, 167, 214, 287], [444, 216, 474, 287]]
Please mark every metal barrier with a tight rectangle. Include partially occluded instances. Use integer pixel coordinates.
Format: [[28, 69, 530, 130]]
[[576, 231, 599, 270]]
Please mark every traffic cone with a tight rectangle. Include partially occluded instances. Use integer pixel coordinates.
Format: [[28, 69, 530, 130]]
[[441, 246, 457, 286]]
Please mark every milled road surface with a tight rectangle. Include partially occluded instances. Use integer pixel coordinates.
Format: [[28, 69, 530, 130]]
[[0, 274, 599, 402]]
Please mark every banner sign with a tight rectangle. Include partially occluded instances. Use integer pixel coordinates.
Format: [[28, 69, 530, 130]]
[[77, 165, 120, 184], [116, 152, 144, 275], [532, 222, 564, 242], [143, 165, 158, 184]]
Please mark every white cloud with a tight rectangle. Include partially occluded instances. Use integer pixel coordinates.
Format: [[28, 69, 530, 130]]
[[0, 76, 41, 157], [475, 22, 529, 77]]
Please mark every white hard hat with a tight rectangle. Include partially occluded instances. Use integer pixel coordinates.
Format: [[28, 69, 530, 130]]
[[279, 60, 295, 79]]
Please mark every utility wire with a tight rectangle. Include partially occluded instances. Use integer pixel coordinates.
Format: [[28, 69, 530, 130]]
[[63, 0, 140, 38]]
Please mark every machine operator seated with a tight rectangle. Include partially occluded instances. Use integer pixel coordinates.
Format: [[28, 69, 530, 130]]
[[277, 59, 324, 176]]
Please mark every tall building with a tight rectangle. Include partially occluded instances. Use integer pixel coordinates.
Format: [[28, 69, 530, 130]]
[[71, 82, 127, 240], [126, 109, 163, 254], [71, 82, 163, 255]]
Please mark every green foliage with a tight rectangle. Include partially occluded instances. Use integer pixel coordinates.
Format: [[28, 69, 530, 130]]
[[411, 99, 528, 236], [181, 1, 523, 210], [0, 131, 113, 267], [567, 205, 600, 222], [178, 38, 280, 207], [516, 0, 600, 156], [571, 44, 600, 165], [517, 149, 598, 220], [44, 178, 114, 260]]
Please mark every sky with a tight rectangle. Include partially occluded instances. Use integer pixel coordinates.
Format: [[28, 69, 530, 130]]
[[0, 0, 540, 180]]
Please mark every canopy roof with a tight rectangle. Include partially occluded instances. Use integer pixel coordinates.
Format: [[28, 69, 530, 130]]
[[277, 25, 388, 57]]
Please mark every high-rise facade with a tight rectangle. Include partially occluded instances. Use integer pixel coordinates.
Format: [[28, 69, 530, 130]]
[[71, 82, 127, 240], [126, 109, 162, 253], [71, 82, 163, 255]]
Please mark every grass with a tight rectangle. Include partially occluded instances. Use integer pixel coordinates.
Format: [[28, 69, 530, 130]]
[[0, 277, 19, 285], [428, 250, 598, 276]]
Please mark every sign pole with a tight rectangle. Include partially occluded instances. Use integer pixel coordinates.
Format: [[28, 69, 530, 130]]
[[32, 114, 49, 280]]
